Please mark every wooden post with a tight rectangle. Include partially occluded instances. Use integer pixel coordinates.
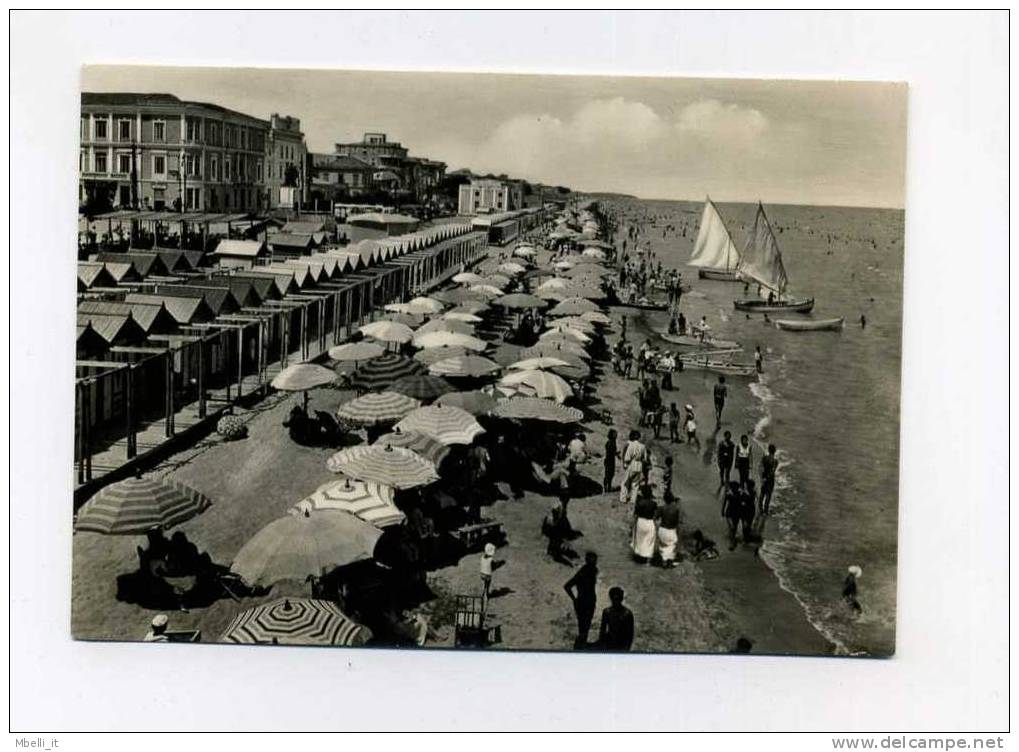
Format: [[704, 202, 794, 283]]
[[237, 325, 245, 399], [301, 305, 308, 360], [281, 311, 289, 368], [125, 364, 136, 459], [84, 381, 93, 482], [197, 337, 206, 418], [75, 382, 85, 484], [345, 288, 353, 338], [164, 348, 175, 438]]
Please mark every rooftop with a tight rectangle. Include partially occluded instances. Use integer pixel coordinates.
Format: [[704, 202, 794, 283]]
[[81, 93, 269, 127]]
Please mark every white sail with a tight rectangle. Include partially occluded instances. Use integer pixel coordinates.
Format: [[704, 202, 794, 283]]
[[688, 198, 740, 270], [738, 203, 789, 295]]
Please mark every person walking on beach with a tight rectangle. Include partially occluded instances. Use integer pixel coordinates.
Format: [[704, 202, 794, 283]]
[[668, 402, 682, 443], [652, 402, 665, 439], [620, 430, 648, 504], [657, 493, 681, 568], [563, 551, 599, 649], [843, 565, 863, 615], [739, 480, 758, 546], [713, 376, 728, 425], [631, 485, 658, 564], [479, 543, 496, 605], [662, 455, 674, 499], [603, 429, 618, 493], [722, 481, 742, 551], [717, 431, 735, 488], [598, 587, 635, 651], [684, 404, 701, 453], [755, 346, 764, 374], [759, 443, 779, 515], [735, 434, 753, 488]]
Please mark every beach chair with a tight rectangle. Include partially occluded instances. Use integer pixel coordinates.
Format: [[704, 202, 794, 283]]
[[451, 520, 506, 554], [453, 594, 501, 647]]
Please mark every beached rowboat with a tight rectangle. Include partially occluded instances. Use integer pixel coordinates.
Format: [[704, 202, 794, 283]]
[[659, 331, 740, 350], [678, 356, 757, 378], [734, 298, 815, 313], [775, 317, 844, 332]]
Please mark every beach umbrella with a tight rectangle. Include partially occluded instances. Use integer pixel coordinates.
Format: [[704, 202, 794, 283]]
[[499, 370, 573, 402], [374, 429, 451, 468], [415, 318, 474, 337], [413, 331, 487, 352], [491, 397, 585, 423], [359, 320, 414, 345], [379, 312, 425, 328], [553, 260, 574, 271], [540, 326, 592, 345], [468, 284, 504, 298], [231, 509, 382, 587], [512, 247, 536, 258], [452, 272, 485, 285], [271, 364, 336, 392], [326, 444, 439, 489], [429, 355, 501, 379], [74, 476, 212, 534], [413, 345, 470, 366], [388, 373, 455, 402], [403, 296, 445, 315], [328, 341, 385, 363], [450, 301, 489, 315], [508, 356, 572, 371], [292, 477, 403, 528], [535, 287, 570, 301], [538, 333, 592, 352], [581, 248, 607, 260], [537, 277, 571, 291], [442, 311, 483, 324], [347, 353, 425, 392], [336, 391, 420, 426], [221, 597, 372, 647], [550, 298, 601, 316], [580, 310, 612, 325], [519, 343, 591, 363], [480, 274, 511, 289], [548, 317, 597, 333], [494, 293, 546, 310], [432, 288, 488, 306], [434, 390, 499, 416], [395, 405, 485, 445], [497, 262, 527, 276]]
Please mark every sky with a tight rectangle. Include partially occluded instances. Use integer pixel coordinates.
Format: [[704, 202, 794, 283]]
[[83, 66, 907, 208]]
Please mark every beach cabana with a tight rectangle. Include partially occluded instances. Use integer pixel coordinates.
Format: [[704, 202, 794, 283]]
[[75, 312, 147, 353], [152, 285, 241, 317], [268, 233, 318, 258], [77, 262, 117, 291], [124, 293, 216, 325], [96, 252, 171, 279], [77, 300, 178, 336], [209, 239, 269, 270]]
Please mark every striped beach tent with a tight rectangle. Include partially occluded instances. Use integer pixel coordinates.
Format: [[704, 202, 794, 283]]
[[336, 391, 420, 426], [291, 478, 404, 528], [394, 405, 485, 446], [74, 476, 212, 534], [326, 445, 439, 489], [221, 598, 372, 646]]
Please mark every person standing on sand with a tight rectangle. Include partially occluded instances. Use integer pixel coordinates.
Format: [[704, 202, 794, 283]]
[[739, 480, 758, 546], [563, 551, 599, 649], [652, 403, 665, 439], [668, 402, 682, 443], [684, 404, 701, 453], [722, 481, 742, 550], [860, 314, 867, 330], [657, 493, 681, 568], [717, 431, 735, 488], [598, 587, 635, 651], [620, 430, 647, 504], [662, 455, 674, 499], [713, 376, 728, 425], [735, 434, 753, 488], [843, 565, 863, 614], [759, 443, 779, 514], [603, 429, 618, 493], [755, 346, 764, 374], [631, 484, 658, 564], [479, 543, 496, 605]]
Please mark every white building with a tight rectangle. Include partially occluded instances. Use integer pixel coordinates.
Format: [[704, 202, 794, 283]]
[[457, 179, 523, 215]]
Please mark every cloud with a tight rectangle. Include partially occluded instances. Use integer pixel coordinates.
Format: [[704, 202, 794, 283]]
[[471, 97, 768, 192]]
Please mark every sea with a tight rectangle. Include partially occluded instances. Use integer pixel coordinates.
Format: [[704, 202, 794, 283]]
[[604, 197, 903, 656]]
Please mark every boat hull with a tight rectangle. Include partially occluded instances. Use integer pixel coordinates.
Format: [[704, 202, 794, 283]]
[[660, 331, 740, 350], [733, 298, 815, 313], [698, 268, 741, 281], [775, 317, 844, 332], [678, 358, 756, 377]]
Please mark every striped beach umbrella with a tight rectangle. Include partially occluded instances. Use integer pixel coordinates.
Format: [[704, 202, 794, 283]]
[[413, 345, 470, 366], [403, 296, 445, 315], [360, 320, 414, 344], [75, 476, 212, 534], [491, 397, 585, 423], [499, 369, 573, 403], [394, 405, 485, 445], [221, 598, 372, 647], [512, 246, 536, 258], [412, 331, 487, 352], [388, 374, 455, 402], [231, 509, 382, 587], [336, 391, 420, 426], [348, 353, 425, 392], [549, 316, 597, 333], [374, 429, 451, 468], [326, 445, 439, 489], [434, 390, 499, 416], [291, 477, 404, 529], [536, 277, 571, 291], [428, 355, 501, 379], [328, 341, 385, 363], [450, 301, 490, 315]]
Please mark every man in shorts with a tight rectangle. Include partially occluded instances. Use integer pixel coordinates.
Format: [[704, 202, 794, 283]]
[[713, 376, 728, 425]]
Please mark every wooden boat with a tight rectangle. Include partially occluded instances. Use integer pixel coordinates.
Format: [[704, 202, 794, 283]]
[[775, 317, 844, 332], [659, 331, 740, 350], [733, 202, 814, 313], [678, 354, 756, 378], [688, 197, 742, 282], [616, 299, 668, 311]]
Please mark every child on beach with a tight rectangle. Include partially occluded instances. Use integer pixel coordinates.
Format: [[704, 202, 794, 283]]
[[684, 404, 701, 452], [479, 543, 496, 604]]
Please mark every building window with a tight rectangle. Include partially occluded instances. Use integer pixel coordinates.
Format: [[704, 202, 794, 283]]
[[210, 155, 218, 182], [153, 154, 166, 177], [184, 154, 200, 178], [94, 118, 108, 140], [256, 160, 263, 182], [119, 186, 132, 206], [94, 151, 107, 173], [117, 153, 132, 174], [207, 122, 217, 145], [119, 119, 132, 140], [153, 120, 165, 141], [186, 117, 201, 142]]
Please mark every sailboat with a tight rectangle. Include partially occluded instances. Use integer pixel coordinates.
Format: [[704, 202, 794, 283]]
[[688, 197, 742, 281], [733, 202, 814, 313]]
